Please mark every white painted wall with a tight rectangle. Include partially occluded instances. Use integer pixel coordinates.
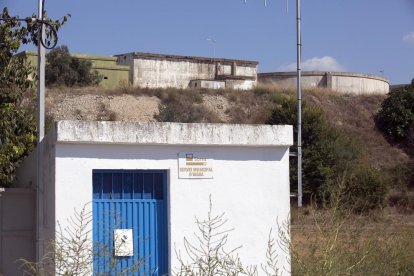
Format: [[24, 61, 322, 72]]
[[133, 58, 214, 89], [54, 143, 291, 275], [259, 75, 325, 89], [331, 75, 390, 94], [236, 65, 258, 78], [226, 79, 257, 90]]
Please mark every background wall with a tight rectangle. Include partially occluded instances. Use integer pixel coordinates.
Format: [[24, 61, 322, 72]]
[[133, 58, 214, 89], [258, 71, 390, 94], [116, 53, 258, 90]]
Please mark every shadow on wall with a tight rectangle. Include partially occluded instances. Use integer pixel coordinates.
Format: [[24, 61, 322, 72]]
[[56, 144, 287, 162]]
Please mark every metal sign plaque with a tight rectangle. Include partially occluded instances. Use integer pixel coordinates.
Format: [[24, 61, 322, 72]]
[[114, 229, 133, 257], [178, 152, 214, 179]]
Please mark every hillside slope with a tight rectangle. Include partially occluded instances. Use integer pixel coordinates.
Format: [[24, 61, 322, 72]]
[[302, 91, 410, 169], [43, 86, 411, 170]]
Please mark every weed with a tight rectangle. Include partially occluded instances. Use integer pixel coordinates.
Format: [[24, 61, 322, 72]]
[[19, 205, 145, 276], [174, 195, 287, 276], [290, 181, 414, 276]]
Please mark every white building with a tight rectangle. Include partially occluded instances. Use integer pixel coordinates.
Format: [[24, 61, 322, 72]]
[[115, 52, 258, 90], [7, 121, 292, 275], [258, 71, 390, 94]]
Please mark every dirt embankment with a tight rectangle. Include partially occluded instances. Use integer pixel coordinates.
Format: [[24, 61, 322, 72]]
[[44, 86, 410, 170], [46, 88, 160, 122]]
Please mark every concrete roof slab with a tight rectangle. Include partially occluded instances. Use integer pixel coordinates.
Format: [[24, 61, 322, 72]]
[[54, 121, 293, 147]]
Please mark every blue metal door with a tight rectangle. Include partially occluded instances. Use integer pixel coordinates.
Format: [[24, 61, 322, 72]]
[[92, 170, 168, 275]]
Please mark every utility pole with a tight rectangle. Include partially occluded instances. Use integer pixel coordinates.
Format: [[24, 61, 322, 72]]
[[296, 0, 303, 207], [207, 37, 216, 77], [36, 0, 46, 262], [243, 0, 303, 207]]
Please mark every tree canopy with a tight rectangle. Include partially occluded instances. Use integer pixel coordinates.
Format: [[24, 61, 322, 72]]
[[0, 7, 68, 187], [45, 45, 103, 87]]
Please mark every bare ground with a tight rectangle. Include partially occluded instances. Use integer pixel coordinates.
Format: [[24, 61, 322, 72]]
[[46, 89, 160, 122]]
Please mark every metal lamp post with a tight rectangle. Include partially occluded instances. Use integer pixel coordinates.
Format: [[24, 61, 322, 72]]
[[36, 0, 46, 262], [296, 0, 303, 207]]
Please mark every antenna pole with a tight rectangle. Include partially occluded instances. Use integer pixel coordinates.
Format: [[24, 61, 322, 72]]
[[296, 0, 303, 207]]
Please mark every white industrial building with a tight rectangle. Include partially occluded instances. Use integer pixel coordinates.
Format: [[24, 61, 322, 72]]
[[2, 121, 293, 275], [258, 71, 390, 94], [115, 52, 258, 90]]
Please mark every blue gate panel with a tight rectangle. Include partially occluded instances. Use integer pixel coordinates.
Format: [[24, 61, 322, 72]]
[[92, 170, 168, 276]]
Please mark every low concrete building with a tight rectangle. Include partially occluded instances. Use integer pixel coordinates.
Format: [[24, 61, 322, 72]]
[[10, 121, 292, 275], [258, 71, 390, 94], [115, 52, 258, 90]]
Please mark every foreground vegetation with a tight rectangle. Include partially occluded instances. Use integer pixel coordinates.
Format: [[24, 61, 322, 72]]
[[291, 208, 414, 275], [20, 193, 414, 276], [290, 179, 414, 276]]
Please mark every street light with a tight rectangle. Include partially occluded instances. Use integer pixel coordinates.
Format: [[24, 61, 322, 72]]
[[243, 0, 302, 207], [36, 0, 46, 263], [296, 0, 303, 208]]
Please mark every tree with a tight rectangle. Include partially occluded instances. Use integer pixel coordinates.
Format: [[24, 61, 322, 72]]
[[266, 97, 360, 203], [375, 83, 414, 143], [45, 45, 103, 87], [0, 7, 68, 187]]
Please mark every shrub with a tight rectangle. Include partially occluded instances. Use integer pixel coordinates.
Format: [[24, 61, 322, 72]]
[[46, 45, 103, 87], [0, 103, 36, 187], [342, 165, 389, 212], [375, 83, 414, 142], [0, 7, 67, 188], [266, 97, 360, 203], [387, 161, 414, 213], [155, 89, 220, 123]]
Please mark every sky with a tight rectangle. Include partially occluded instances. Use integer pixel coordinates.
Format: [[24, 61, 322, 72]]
[[3, 0, 414, 84]]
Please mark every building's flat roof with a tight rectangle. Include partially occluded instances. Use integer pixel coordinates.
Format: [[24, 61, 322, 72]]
[[16, 51, 119, 62], [52, 121, 293, 147], [115, 52, 259, 66]]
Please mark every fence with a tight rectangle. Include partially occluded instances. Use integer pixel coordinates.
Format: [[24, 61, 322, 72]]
[[0, 188, 35, 275]]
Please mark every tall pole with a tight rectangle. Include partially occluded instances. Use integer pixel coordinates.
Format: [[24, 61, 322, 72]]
[[37, 5, 45, 142], [36, 0, 45, 262], [207, 37, 216, 77], [296, 0, 303, 207]]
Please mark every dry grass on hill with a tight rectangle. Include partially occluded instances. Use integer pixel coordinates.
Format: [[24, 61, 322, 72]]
[[42, 85, 410, 171], [301, 88, 410, 169]]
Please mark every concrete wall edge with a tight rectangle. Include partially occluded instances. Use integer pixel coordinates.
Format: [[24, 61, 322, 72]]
[[55, 121, 294, 147]]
